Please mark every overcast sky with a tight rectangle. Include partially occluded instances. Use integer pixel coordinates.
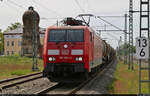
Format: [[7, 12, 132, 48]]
[[0, 0, 141, 48]]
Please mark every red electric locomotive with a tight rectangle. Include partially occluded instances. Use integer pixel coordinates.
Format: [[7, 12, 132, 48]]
[[43, 25, 105, 82]]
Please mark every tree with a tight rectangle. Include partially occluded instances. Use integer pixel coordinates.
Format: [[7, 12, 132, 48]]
[[118, 43, 136, 56], [0, 29, 4, 55], [4, 22, 22, 32]]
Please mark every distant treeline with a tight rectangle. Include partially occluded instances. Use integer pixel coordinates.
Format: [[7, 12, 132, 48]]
[[117, 44, 136, 56]]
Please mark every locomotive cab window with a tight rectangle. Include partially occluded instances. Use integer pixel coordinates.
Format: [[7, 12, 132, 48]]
[[48, 29, 84, 42], [48, 30, 66, 42], [68, 29, 84, 42]]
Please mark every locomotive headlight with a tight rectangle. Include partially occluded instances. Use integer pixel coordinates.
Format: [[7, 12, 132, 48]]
[[78, 57, 82, 61], [49, 57, 56, 61], [75, 57, 79, 61], [49, 57, 53, 61], [75, 57, 82, 61], [52, 57, 56, 61]]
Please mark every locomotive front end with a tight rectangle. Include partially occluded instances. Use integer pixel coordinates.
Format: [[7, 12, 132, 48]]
[[43, 26, 88, 82]]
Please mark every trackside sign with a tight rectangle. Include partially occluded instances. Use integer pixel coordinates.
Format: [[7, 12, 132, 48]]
[[136, 37, 149, 59]]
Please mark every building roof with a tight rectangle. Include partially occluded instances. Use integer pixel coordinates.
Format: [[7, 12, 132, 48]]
[[4, 27, 46, 35], [4, 27, 23, 34]]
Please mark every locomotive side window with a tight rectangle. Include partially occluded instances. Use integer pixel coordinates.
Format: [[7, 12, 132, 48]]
[[90, 32, 92, 42], [48, 30, 66, 42], [68, 30, 84, 42]]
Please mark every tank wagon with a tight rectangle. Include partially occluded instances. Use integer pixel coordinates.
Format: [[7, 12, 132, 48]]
[[43, 18, 116, 83]]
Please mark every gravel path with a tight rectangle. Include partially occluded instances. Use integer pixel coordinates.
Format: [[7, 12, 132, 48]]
[[76, 59, 117, 94]]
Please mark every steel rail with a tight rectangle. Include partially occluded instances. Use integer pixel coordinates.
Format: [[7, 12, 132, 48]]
[[0, 72, 42, 84], [35, 83, 63, 94], [0, 72, 43, 90]]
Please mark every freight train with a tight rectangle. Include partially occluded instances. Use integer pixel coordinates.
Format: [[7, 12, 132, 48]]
[[43, 18, 116, 83]]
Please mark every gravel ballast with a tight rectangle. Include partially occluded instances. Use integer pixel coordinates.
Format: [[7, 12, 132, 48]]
[[76, 59, 117, 94]]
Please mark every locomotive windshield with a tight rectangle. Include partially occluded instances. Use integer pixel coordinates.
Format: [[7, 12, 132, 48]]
[[48, 29, 84, 42]]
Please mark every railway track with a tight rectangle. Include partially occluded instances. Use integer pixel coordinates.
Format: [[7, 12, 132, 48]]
[[69, 58, 115, 95], [35, 57, 116, 95], [35, 83, 62, 94], [0, 72, 42, 90]]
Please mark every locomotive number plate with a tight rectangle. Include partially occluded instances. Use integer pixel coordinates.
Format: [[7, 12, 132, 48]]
[[59, 56, 72, 59]]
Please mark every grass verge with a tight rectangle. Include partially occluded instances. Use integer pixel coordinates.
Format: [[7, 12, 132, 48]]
[[0, 55, 43, 80], [109, 60, 149, 94], [107, 78, 117, 93]]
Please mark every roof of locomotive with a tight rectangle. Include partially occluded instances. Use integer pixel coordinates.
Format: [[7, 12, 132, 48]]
[[46, 26, 92, 31]]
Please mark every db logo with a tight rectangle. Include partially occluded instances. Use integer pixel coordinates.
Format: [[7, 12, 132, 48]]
[[62, 49, 69, 55]]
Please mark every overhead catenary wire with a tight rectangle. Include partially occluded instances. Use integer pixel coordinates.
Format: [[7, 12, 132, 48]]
[[5, 1, 123, 42], [97, 16, 127, 18], [7, 0, 26, 10], [32, 0, 62, 18], [29, 0, 63, 25], [31, 0, 39, 11], [86, 0, 89, 11], [11, 0, 34, 10], [98, 31, 124, 35], [82, 0, 90, 13], [18, 0, 61, 22], [88, 15, 124, 39], [74, 0, 85, 13], [84, 0, 96, 14], [4, 1, 23, 13], [96, 28, 120, 41], [96, 16, 124, 32], [40, 17, 64, 20], [106, 32, 120, 41]]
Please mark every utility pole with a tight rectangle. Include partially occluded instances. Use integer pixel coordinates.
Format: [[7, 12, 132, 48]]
[[139, 0, 150, 94], [96, 30, 101, 37], [104, 24, 106, 31], [118, 36, 122, 60], [128, 0, 134, 70], [124, 14, 128, 64], [56, 20, 59, 26]]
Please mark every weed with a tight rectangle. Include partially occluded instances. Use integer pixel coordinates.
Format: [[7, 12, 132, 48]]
[[112, 60, 149, 94], [107, 78, 117, 93], [11, 70, 29, 76]]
